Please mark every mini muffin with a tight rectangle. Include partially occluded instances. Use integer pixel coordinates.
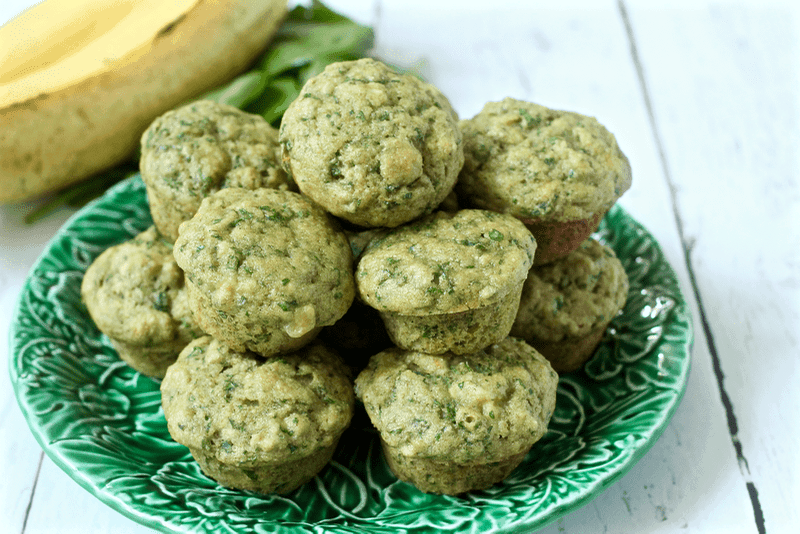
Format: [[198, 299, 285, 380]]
[[81, 226, 203, 378], [161, 337, 354, 494], [173, 188, 355, 357], [354, 337, 558, 495], [140, 100, 294, 241], [356, 209, 536, 354], [279, 58, 464, 228], [456, 98, 631, 265], [511, 237, 629, 372]]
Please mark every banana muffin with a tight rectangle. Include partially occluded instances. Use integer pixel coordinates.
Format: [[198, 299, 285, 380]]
[[510, 237, 629, 372], [81, 226, 203, 378], [140, 100, 293, 242], [356, 209, 536, 354], [354, 337, 558, 495], [279, 58, 464, 228], [173, 187, 355, 357], [161, 337, 354, 494], [456, 98, 631, 264]]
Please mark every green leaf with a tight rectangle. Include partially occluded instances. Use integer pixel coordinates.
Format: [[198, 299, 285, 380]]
[[264, 21, 373, 75], [245, 76, 301, 124], [291, 0, 359, 25], [24, 163, 139, 224], [201, 1, 373, 124], [201, 71, 269, 109]]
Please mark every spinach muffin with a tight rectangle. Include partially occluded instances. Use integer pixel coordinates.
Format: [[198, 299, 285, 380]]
[[511, 237, 629, 372], [279, 58, 464, 228], [81, 226, 203, 378], [173, 188, 355, 357], [356, 209, 536, 354], [140, 100, 293, 242], [161, 337, 354, 494], [354, 337, 558, 495], [456, 98, 631, 264]]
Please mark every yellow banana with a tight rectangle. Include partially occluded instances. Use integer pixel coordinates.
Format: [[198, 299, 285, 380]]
[[0, 0, 288, 203]]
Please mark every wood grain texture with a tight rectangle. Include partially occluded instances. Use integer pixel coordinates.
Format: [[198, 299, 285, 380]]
[[374, 5, 760, 531], [0, 0, 796, 532], [0, 205, 76, 534], [626, 1, 800, 530]]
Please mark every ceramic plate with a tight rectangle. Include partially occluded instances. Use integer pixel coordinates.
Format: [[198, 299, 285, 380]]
[[9, 175, 692, 533]]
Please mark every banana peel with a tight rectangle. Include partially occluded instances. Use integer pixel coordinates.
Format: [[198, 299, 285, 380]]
[[0, 0, 288, 204]]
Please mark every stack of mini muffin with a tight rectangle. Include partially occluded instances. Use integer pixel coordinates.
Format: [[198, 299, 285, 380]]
[[161, 186, 357, 494], [352, 209, 559, 494], [84, 101, 358, 495], [81, 57, 630, 497], [456, 98, 631, 373]]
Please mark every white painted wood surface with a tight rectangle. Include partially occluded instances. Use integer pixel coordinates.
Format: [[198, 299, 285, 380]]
[[1, 0, 797, 532]]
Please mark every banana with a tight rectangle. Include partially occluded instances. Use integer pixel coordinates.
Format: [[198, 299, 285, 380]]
[[0, 0, 288, 203]]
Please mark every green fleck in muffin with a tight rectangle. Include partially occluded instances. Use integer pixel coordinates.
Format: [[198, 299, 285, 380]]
[[279, 58, 464, 228], [356, 209, 536, 354], [511, 237, 629, 372], [354, 337, 558, 495], [456, 98, 631, 264], [140, 100, 294, 241], [81, 226, 203, 378], [161, 337, 354, 494], [173, 188, 355, 357]]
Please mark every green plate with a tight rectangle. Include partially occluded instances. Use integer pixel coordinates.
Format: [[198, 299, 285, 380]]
[[9, 175, 692, 533]]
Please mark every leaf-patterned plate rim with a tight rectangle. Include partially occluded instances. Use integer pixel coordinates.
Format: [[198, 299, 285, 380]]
[[9, 175, 692, 533]]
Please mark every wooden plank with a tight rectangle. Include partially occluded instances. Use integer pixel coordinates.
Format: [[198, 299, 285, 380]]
[[22, 457, 153, 534], [626, 0, 800, 531], [0, 396, 42, 534], [0, 203, 78, 532]]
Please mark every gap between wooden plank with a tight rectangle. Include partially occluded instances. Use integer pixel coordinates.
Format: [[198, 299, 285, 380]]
[[616, 2, 767, 533], [20, 451, 44, 534]]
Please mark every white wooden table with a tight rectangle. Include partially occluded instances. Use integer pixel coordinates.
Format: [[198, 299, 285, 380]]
[[2, 0, 798, 532]]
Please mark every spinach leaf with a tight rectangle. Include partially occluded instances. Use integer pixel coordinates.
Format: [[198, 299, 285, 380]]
[[203, 0, 374, 125]]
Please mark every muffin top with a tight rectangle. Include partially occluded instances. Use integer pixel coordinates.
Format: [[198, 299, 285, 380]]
[[279, 58, 464, 228], [140, 100, 293, 239], [173, 188, 355, 342], [81, 226, 200, 347], [456, 98, 631, 222], [356, 209, 536, 315], [511, 237, 629, 341], [354, 337, 558, 463], [161, 337, 354, 465]]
